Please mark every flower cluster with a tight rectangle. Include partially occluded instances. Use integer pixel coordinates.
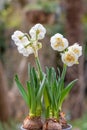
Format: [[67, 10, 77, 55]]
[[11, 24, 83, 130], [12, 25, 82, 67], [12, 24, 46, 57], [50, 33, 82, 66]]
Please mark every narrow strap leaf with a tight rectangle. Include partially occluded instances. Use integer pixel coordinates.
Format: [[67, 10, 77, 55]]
[[27, 81, 36, 113], [15, 75, 29, 106], [27, 81, 31, 108], [35, 57, 43, 81], [58, 79, 78, 110], [36, 74, 46, 100], [43, 87, 50, 109], [56, 64, 67, 101]]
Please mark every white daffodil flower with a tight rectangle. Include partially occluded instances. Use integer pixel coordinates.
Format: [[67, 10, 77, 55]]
[[11, 29, 43, 57], [31, 42, 42, 57], [17, 41, 42, 57], [61, 50, 78, 67], [68, 43, 82, 57], [18, 45, 34, 57], [32, 42, 42, 51], [50, 33, 69, 52], [29, 23, 46, 40], [11, 30, 29, 46]]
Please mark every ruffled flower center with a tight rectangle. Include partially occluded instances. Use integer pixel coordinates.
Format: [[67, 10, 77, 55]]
[[73, 48, 80, 55], [36, 29, 41, 34], [54, 38, 64, 48], [65, 53, 76, 62]]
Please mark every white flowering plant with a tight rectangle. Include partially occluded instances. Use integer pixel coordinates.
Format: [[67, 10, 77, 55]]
[[11, 24, 82, 130], [44, 66, 77, 119], [12, 24, 47, 129]]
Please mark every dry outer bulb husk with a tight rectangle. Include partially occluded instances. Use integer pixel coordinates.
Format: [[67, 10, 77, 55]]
[[59, 112, 67, 129], [43, 118, 62, 130], [23, 116, 43, 130]]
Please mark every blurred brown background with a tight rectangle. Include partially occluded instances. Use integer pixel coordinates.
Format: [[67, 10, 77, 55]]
[[0, 0, 87, 129]]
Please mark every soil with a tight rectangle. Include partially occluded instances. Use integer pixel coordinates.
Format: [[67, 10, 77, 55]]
[[23, 116, 43, 130]]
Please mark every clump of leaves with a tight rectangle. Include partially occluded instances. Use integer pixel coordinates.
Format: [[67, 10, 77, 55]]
[[44, 65, 77, 119], [15, 63, 46, 117]]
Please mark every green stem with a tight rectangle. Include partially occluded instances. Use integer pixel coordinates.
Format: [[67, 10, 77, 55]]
[[59, 64, 67, 91], [29, 110, 36, 118], [35, 57, 43, 81], [62, 64, 67, 79], [49, 108, 53, 118], [54, 111, 58, 119], [24, 43, 31, 48], [24, 33, 31, 40], [36, 105, 42, 116]]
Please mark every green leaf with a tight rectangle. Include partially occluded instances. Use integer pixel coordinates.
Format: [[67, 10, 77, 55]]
[[27, 81, 31, 108], [27, 81, 36, 113], [28, 64, 35, 89], [15, 75, 29, 106], [43, 86, 50, 109], [58, 79, 78, 110], [36, 74, 46, 100], [46, 107, 50, 118], [28, 65, 37, 113], [30, 66, 35, 90], [46, 83, 54, 106], [56, 64, 67, 101], [44, 67, 57, 109], [32, 68, 40, 96], [35, 57, 43, 81], [52, 82, 58, 110], [59, 64, 67, 90]]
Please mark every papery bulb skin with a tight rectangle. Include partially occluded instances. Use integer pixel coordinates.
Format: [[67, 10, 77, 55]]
[[43, 118, 62, 130], [23, 116, 43, 130]]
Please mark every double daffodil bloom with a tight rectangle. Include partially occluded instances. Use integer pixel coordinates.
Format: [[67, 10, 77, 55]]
[[61, 50, 78, 67], [17, 44, 34, 57], [68, 43, 82, 58], [29, 23, 46, 40], [11, 30, 29, 46], [11, 24, 45, 57], [50, 33, 69, 52], [12, 30, 33, 57]]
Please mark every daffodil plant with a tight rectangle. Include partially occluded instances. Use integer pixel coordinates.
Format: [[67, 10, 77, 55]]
[[43, 33, 82, 120], [12, 24, 46, 119], [11, 23, 82, 130]]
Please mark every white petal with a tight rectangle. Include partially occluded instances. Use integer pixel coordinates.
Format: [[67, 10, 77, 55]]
[[61, 51, 78, 67], [68, 43, 82, 57], [17, 45, 34, 57], [29, 23, 46, 40], [11, 30, 29, 47], [62, 38, 69, 49], [11, 30, 24, 41], [27, 46, 34, 54], [54, 33, 63, 39], [50, 33, 69, 51]]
